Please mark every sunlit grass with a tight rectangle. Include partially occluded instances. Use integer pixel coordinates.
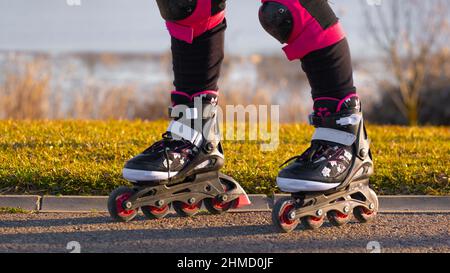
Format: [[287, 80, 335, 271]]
[[0, 207, 32, 214], [0, 120, 448, 195]]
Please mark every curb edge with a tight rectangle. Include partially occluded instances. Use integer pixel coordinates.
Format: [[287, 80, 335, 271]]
[[0, 195, 449, 213]]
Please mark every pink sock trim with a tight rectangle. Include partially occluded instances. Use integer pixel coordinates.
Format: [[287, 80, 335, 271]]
[[314, 97, 341, 102], [190, 90, 219, 98], [171, 91, 191, 99], [337, 93, 358, 112], [171, 90, 219, 103]]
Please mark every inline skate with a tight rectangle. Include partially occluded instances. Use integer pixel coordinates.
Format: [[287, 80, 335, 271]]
[[108, 97, 251, 222], [272, 94, 379, 233]]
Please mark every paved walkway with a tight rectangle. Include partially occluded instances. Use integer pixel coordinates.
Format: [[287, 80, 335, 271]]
[[0, 212, 448, 253]]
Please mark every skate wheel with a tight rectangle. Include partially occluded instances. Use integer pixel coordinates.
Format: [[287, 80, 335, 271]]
[[354, 207, 377, 223], [172, 200, 202, 217], [327, 210, 352, 227], [204, 181, 237, 215], [141, 204, 170, 220], [354, 189, 379, 223], [301, 216, 325, 230], [108, 186, 138, 222], [204, 198, 236, 215], [272, 197, 299, 233]]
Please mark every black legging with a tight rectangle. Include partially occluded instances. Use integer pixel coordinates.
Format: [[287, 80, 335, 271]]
[[170, 21, 226, 105], [171, 23, 355, 105]]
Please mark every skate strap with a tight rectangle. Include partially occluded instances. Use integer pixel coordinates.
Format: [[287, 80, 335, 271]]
[[309, 113, 362, 129], [167, 121, 203, 147], [312, 128, 356, 146]]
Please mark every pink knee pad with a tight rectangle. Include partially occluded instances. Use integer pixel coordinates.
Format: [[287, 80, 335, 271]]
[[165, 0, 226, 44], [261, 0, 346, 61]]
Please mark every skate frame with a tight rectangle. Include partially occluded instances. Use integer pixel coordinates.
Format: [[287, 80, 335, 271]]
[[124, 172, 246, 210], [290, 179, 377, 220]]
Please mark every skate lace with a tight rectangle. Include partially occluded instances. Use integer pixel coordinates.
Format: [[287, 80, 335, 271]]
[[144, 132, 190, 153], [144, 132, 193, 180], [163, 146, 171, 180], [280, 142, 335, 168]]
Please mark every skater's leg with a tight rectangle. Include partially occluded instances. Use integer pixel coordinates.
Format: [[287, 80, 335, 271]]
[[260, 1, 378, 234], [301, 39, 356, 100], [122, 1, 228, 182], [259, 0, 353, 100], [156, 0, 227, 105], [259, 0, 372, 191], [108, 1, 250, 221]]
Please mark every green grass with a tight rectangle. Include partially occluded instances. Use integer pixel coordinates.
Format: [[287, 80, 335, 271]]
[[0, 207, 32, 214], [0, 120, 448, 196]]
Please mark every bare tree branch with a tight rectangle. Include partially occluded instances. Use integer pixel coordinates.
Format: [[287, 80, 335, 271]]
[[362, 0, 450, 125]]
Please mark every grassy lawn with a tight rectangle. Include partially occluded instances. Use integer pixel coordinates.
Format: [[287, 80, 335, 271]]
[[0, 120, 448, 196]]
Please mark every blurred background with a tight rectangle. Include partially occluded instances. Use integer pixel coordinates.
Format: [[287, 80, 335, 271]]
[[0, 0, 449, 125]]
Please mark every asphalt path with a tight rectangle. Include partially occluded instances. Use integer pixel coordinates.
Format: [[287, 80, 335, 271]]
[[0, 212, 448, 253]]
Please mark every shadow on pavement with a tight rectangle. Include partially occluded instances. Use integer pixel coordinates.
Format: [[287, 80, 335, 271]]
[[0, 227, 448, 253]]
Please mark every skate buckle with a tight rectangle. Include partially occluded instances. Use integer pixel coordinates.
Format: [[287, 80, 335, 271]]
[[316, 209, 323, 217]]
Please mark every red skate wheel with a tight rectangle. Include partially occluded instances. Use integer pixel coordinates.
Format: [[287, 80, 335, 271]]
[[272, 197, 300, 233], [172, 200, 202, 217], [301, 215, 325, 230], [204, 197, 236, 215], [354, 189, 379, 223], [141, 204, 170, 220], [327, 210, 352, 227], [108, 186, 138, 222], [204, 182, 237, 215]]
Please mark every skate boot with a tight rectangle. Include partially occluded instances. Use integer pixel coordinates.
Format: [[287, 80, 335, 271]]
[[272, 94, 378, 233], [108, 97, 250, 222], [122, 99, 224, 184]]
